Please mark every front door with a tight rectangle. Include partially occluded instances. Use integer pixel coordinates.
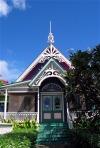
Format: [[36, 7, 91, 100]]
[[41, 94, 64, 123]]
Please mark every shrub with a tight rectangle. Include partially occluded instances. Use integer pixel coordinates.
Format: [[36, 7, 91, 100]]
[[73, 111, 100, 132], [0, 134, 31, 148], [12, 118, 38, 131], [73, 129, 100, 148], [0, 119, 38, 148], [0, 126, 38, 148], [73, 111, 100, 148]]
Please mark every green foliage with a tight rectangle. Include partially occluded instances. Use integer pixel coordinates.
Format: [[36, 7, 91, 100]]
[[74, 112, 100, 132], [0, 128, 37, 148], [0, 134, 31, 148], [12, 118, 39, 132], [0, 119, 38, 148], [65, 45, 100, 110], [1, 118, 15, 124], [74, 129, 100, 148], [72, 110, 100, 147], [0, 80, 8, 87]]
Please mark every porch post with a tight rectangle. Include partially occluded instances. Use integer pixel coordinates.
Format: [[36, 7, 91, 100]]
[[37, 87, 40, 123], [4, 89, 8, 120], [67, 102, 73, 129]]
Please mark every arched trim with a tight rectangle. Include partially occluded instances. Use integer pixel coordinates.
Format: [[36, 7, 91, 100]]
[[29, 58, 67, 87], [41, 83, 62, 92], [38, 75, 67, 86]]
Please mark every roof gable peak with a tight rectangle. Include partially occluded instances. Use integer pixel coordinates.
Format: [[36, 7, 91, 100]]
[[16, 44, 72, 82]]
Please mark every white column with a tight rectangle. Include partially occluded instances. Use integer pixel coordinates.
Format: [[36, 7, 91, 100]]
[[67, 102, 73, 129], [37, 87, 39, 123], [4, 89, 8, 120]]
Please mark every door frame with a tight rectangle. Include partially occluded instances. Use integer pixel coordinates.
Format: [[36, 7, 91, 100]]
[[40, 92, 64, 122]]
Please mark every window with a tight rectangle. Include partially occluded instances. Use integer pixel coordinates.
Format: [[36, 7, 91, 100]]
[[0, 103, 4, 112], [0, 96, 9, 112], [22, 96, 33, 111], [42, 83, 62, 92], [54, 96, 62, 110], [43, 96, 52, 111]]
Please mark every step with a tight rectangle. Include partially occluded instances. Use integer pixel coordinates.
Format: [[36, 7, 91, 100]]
[[36, 122, 72, 145]]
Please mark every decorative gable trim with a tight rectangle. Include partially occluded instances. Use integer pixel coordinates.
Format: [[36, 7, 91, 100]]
[[38, 44, 71, 65], [16, 44, 72, 82], [29, 58, 66, 86]]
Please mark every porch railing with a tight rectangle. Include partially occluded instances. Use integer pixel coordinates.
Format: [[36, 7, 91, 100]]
[[0, 112, 38, 122]]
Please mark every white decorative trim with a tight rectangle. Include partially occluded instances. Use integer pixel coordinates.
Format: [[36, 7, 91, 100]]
[[16, 44, 72, 82], [29, 58, 66, 86], [41, 83, 62, 92], [48, 21, 54, 45], [48, 33, 54, 45], [0, 112, 38, 121], [38, 44, 70, 64], [37, 87, 40, 123]]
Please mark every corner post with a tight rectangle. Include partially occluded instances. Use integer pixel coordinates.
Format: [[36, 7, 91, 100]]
[[37, 87, 40, 123], [4, 89, 8, 120]]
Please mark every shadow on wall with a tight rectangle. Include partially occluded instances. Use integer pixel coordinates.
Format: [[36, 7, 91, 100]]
[[18, 96, 35, 112]]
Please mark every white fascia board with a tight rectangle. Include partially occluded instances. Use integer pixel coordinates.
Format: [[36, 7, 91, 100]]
[[29, 58, 65, 86], [16, 47, 49, 82], [52, 45, 72, 67], [16, 45, 72, 82], [0, 80, 31, 89]]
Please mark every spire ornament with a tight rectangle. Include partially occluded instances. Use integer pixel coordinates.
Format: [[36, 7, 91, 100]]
[[48, 21, 54, 44]]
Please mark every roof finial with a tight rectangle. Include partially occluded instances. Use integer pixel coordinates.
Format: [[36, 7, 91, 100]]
[[48, 21, 54, 45], [50, 21, 51, 33]]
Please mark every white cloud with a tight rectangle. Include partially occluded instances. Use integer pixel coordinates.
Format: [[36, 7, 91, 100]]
[[0, 60, 20, 82], [0, 0, 10, 16], [12, 0, 26, 10], [0, 0, 27, 17]]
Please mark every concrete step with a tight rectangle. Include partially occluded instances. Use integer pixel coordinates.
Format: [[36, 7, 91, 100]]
[[36, 122, 72, 145]]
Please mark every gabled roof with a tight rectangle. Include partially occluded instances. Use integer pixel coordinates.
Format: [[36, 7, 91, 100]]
[[29, 58, 66, 86], [16, 44, 72, 82]]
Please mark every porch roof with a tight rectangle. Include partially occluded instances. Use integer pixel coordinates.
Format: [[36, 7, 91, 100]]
[[0, 80, 38, 93]]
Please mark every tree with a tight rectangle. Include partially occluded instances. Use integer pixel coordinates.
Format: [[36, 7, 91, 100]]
[[65, 45, 100, 110], [0, 80, 8, 87]]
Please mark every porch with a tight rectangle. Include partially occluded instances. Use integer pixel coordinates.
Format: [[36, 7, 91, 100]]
[[0, 110, 97, 123], [0, 112, 38, 122]]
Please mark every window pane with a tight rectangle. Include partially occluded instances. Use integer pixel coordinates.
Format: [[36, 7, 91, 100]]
[[54, 96, 62, 110], [43, 96, 52, 111], [0, 103, 4, 112], [0, 96, 5, 101]]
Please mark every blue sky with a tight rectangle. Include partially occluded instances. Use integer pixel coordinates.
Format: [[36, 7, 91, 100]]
[[0, 0, 100, 82]]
